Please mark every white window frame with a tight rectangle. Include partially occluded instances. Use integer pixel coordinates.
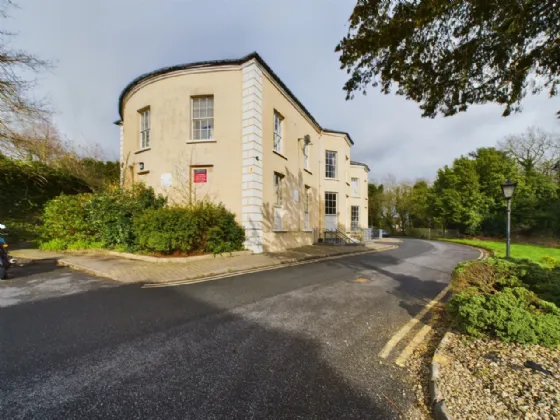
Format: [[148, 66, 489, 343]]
[[325, 151, 337, 179], [139, 109, 150, 149], [273, 173, 284, 231], [192, 96, 214, 141], [351, 205, 360, 232], [351, 177, 360, 197], [274, 173, 284, 208], [273, 111, 283, 153], [325, 192, 337, 215], [304, 186, 310, 230]]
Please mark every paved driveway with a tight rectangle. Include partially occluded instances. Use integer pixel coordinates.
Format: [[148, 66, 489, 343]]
[[0, 239, 478, 419]]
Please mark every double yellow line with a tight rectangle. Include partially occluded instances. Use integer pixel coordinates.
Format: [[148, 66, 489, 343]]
[[378, 285, 449, 366]]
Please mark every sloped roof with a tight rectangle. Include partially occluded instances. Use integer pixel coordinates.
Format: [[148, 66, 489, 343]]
[[116, 52, 354, 145], [350, 160, 370, 172]]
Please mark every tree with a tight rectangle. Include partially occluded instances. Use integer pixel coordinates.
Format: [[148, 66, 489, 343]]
[[336, 0, 560, 118], [0, 0, 51, 150], [367, 183, 384, 228], [409, 180, 432, 228], [431, 158, 487, 235], [393, 183, 412, 234], [498, 127, 560, 175]]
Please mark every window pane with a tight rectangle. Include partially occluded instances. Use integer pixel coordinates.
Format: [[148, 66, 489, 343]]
[[325, 151, 337, 178], [325, 192, 337, 215]]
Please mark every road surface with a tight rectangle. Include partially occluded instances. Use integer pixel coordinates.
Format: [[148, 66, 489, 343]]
[[0, 239, 478, 419]]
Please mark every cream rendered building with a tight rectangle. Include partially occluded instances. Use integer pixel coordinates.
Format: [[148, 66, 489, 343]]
[[116, 53, 369, 253]]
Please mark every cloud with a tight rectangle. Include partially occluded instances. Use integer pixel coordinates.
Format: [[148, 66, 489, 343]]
[[6, 0, 560, 180]]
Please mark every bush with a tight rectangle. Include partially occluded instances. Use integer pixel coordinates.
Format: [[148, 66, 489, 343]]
[[449, 257, 560, 347], [40, 184, 166, 250], [39, 238, 68, 251], [41, 193, 95, 243], [448, 287, 560, 347], [541, 256, 559, 268], [133, 202, 245, 255], [86, 184, 166, 249]]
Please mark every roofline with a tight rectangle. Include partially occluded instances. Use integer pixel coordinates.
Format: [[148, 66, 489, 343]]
[[350, 160, 370, 172], [116, 52, 353, 144], [322, 129, 354, 146]]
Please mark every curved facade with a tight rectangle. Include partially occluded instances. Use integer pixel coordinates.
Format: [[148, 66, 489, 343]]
[[116, 53, 369, 253]]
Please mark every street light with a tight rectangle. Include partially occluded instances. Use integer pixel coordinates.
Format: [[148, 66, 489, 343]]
[[501, 179, 518, 258]]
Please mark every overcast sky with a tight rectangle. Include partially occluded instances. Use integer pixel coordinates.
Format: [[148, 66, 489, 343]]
[[6, 0, 560, 182]]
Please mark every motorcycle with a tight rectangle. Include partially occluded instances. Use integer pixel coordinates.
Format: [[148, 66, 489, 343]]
[[0, 224, 17, 280]]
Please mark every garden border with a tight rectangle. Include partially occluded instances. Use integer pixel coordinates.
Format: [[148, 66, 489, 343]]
[[429, 243, 486, 420], [103, 249, 253, 263]]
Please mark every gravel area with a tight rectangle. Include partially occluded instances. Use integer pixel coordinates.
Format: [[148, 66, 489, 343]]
[[405, 303, 451, 419], [439, 333, 560, 419]]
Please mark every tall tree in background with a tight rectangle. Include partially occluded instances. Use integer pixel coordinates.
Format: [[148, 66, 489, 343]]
[[498, 126, 560, 175], [0, 0, 50, 148], [336, 0, 560, 117], [431, 156, 488, 234], [367, 183, 384, 228], [410, 180, 432, 228]]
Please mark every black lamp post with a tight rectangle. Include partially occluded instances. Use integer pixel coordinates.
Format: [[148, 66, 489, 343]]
[[501, 179, 518, 258]]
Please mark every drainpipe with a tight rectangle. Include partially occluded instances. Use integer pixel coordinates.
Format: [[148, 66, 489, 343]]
[[318, 134, 323, 233]]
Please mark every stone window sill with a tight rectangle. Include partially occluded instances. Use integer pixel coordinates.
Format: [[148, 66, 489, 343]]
[[186, 140, 217, 144], [273, 150, 288, 160], [134, 147, 151, 155]]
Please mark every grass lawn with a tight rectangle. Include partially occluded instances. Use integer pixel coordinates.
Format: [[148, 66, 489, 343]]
[[446, 238, 560, 264]]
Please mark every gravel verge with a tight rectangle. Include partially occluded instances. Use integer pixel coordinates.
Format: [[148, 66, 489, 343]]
[[438, 333, 559, 419]]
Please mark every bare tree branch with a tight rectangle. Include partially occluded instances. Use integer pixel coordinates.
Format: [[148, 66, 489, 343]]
[[497, 126, 560, 175], [0, 0, 52, 146]]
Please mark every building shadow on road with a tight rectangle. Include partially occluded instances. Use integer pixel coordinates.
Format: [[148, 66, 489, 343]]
[[0, 282, 402, 420], [331, 253, 451, 319]]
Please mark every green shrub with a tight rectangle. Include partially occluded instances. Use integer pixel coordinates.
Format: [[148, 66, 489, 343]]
[[448, 287, 560, 347], [40, 184, 166, 251], [86, 184, 166, 249], [39, 238, 68, 251], [41, 193, 95, 243], [541, 256, 559, 268], [67, 240, 104, 250], [449, 257, 560, 347], [133, 202, 245, 255]]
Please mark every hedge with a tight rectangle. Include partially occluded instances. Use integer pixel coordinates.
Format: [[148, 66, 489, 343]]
[[40, 185, 245, 255]]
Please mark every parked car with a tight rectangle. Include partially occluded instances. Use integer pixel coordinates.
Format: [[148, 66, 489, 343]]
[[370, 228, 390, 238]]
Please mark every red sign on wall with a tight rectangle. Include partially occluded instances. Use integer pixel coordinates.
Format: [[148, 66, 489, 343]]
[[193, 169, 207, 183]]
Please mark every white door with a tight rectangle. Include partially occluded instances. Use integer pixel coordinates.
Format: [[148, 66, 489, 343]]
[[324, 192, 337, 231]]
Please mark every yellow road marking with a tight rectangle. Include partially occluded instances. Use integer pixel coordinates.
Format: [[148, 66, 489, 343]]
[[378, 285, 449, 359], [395, 312, 439, 367]]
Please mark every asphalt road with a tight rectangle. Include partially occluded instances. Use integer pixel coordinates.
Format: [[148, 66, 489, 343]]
[[0, 239, 478, 419]]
